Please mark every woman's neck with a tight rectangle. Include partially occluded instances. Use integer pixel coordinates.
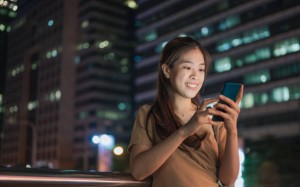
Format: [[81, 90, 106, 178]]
[[172, 97, 196, 117]]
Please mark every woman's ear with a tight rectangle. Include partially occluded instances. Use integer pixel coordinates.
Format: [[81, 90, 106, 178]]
[[161, 64, 170, 79]]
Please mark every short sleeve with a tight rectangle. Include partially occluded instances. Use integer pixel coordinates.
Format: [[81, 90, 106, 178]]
[[128, 105, 153, 152]]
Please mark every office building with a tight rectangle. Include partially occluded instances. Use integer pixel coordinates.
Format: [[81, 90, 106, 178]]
[[1, 0, 78, 168], [0, 0, 135, 170], [0, 0, 17, 151], [73, 0, 135, 170]]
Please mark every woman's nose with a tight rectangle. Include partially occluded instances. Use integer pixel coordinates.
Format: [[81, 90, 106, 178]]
[[190, 70, 198, 80]]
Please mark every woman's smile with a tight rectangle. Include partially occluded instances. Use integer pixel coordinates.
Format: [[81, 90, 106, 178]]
[[185, 82, 199, 89]]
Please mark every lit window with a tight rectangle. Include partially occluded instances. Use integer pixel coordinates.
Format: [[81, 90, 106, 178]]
[[75, 56, 80, 64], [232, 38, 242, 47], [8, 11, 17, 18], [46, 51, 52, 59], [145, 31, 157, 42], [98, 40, 110, 49], [12, 5, 17, 11], [215, 57, 232, 72], [0, 24, 5, 31], [244, 54, 257, 64], [272, 87, 289, 102], [12, 69, 16, 76], [82, 42, 89, 49], [55, 90, 61, 100], [118, 102, 126, 110], [260, 93, 268, 104], [6, 26, 11, 32], [27, 101, 38, 111], [134, 55, 142, 63], [31, 63, 37, 70], [79, 112, 87, 120], [81, 20, 89, 28], [124, 0, 138, 9], [50, 92, 55, 101], [201, 27, 209, 36], [51, 49, 57, 57], [216, 42, 231, 52], [255, 48, 271, 60], [121, 58, 129, 65], [219, 15, 240, 30], [244, 70, 270, 85], [242, 93, 254, 108], [48, 19, 54, 27]]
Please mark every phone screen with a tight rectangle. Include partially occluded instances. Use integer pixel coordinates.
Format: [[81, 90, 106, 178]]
[[212, 82, 242, 121]]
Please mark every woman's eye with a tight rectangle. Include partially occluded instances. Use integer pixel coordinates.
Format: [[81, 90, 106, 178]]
[[199, 69, 205, 72], [183, 66, 191, 70]]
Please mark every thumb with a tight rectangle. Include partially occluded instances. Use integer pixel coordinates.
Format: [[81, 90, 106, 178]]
[[199, 98, 218, 111]]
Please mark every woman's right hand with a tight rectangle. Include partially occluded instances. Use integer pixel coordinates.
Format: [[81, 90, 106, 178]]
[[180, 98, 218, 137]]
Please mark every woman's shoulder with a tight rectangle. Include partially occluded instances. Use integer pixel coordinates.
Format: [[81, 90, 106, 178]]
[[137, 103, 153, 114]]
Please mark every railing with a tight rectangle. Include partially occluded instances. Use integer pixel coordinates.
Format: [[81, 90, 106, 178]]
[[0, 168, 151, 187]]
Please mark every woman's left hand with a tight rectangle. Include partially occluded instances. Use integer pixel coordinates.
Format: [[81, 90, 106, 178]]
[[208, 85, 244, 134]]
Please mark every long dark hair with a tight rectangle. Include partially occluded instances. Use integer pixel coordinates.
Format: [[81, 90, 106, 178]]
[[146, 36, 211, 148]]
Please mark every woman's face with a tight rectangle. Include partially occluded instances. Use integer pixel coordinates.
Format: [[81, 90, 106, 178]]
[[162, 48, 205, 100]]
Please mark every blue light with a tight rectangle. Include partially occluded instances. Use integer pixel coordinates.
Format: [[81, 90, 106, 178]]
[[92, 135, 100, 144], [99, 134, 114, 149], [92, 134, 115, 150], [48, 20, 54, 27]]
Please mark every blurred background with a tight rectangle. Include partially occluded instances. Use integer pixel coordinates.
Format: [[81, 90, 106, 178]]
[[0, 0, 299, 186]]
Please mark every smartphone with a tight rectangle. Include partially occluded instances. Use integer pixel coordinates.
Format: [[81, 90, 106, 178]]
[[212, 82, 242, 121]]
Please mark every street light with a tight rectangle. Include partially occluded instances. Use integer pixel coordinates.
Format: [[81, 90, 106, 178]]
[[92, 134, 115, 171], [113, 146, 124, 156]]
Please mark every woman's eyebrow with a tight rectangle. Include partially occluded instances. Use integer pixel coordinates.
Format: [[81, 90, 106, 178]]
[[181, 60, 205, 66]]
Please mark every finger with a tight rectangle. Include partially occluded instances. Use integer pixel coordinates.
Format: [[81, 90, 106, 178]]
[[214, 102, 238, 119], [219, 95, 236, 107], [236, 84, 244, 104], [207, 107, 224, 119], [208, 106, 234, 122], [208, 118, 221, 126], [218, 95, 242, 113]]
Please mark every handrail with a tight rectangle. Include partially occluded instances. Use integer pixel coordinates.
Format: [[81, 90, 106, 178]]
[[0, 168, 151, 187]]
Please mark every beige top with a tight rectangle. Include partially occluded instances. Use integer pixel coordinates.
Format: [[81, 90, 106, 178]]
[[128, 105, 227, 187]]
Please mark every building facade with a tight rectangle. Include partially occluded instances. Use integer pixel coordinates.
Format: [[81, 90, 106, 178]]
[[73, 0, 135, 170], [134, 0, 300, 141], [0, 0, 18, 151], [1, 0, 135, 170], [1, 0, 78, 168]]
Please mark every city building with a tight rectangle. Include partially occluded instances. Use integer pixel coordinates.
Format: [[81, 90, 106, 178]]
[[1, 0, 78, 169], [73, 0, 135, 170], [1, 0, 135, 170], [134, 0, 300, 146], [134, 0, 300, 184], [0, 0, 18, 151]]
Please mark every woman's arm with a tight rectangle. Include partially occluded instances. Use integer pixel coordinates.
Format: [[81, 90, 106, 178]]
[[209, 85, 244, 186], [218, 130, 239, 186], [130, 128, 187, 180]]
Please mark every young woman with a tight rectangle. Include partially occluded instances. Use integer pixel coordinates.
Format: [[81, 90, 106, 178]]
[[128, 36, 244, 187]]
